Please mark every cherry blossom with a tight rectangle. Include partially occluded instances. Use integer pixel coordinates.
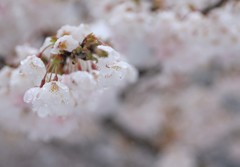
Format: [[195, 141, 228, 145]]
[[24, 81, 74, 117], [13, 24, 138, 117]]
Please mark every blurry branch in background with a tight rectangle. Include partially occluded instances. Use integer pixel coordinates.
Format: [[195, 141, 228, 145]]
[[201, 0, 228, 15], [102, 117, 160, 154], [0, 56, 6, 69], [150, 0, 164, 11]]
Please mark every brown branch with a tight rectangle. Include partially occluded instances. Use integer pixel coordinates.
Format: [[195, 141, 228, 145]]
[[0, 56, 6, 69], [102, 117, 160, 154], [201, 0, 228, 15]]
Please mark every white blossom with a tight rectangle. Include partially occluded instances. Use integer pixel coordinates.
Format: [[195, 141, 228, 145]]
[[57, 25, 79, 38], [24, 81, 74, 117], [62, 71, 100, 112], [57, 24, 92, 42], [51, 35, 79, 54], [96, 45, 138, 87], [63, 71, 97, 93], [10, 55, 46, 92]]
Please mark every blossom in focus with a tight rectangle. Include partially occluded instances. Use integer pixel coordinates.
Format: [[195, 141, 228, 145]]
[[1, 24, 138, 117], [10, 55, 46, 93], [24, 81, 74, 117]]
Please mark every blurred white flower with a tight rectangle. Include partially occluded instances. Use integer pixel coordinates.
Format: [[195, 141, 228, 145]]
[[0, 66, 12, 89], [15, 45, 38, 62]]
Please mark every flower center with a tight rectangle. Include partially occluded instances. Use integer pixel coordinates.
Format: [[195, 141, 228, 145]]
[[38, 33, 109, 87]]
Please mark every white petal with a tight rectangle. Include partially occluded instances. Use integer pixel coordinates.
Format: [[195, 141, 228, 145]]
[[70, 71, 97, 91], [19, 55, 46, 86], [51, 35, 79, 54], [31, 81, 74, 117], [56, 25, 78, 38], [24, 87, 40, 103], [73, 24, 92, 42]]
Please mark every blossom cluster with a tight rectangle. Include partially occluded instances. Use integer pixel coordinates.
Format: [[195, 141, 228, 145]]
[[1, 24, 137, 119]]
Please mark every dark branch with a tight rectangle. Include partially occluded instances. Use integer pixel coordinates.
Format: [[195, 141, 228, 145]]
[[0, 56, 6, 69], [201, 0, 228, 15], [102, 117, 160, 154]]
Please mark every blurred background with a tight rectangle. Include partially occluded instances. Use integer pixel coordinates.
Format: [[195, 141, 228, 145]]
[[1, 0, 240, 167]]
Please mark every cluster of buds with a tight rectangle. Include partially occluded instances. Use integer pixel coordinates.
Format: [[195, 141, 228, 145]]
[[4, 24, 137, 118]]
